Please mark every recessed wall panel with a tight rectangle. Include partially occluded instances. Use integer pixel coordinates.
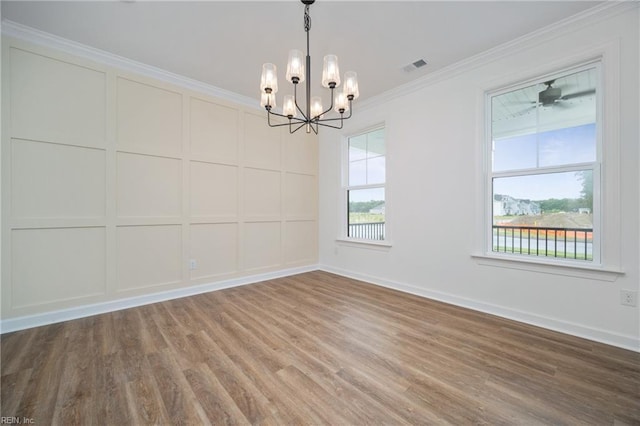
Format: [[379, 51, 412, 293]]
[[11, 227, 106, 308], [284, 173, 317, 219], [284, 221, 317, 264], [190, 98, 238, 164], [244, 113, 281, 169], [10, 48, 106, 148], [117, 78, 182, 157], [116, 225, 182, 291], [117, 153, 181, 218], [190, 162, 238, 218], [190, 223, 238, 279], [244, 168, 281, 218], [11, 139, 105, 219], [285, 131, 318, 174], [243, 222, 281, 270]]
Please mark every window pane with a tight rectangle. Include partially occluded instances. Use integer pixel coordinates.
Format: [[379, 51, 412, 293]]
[[349, 134, 367, 161], [493, 134, 538, 171], [367, 155, 386, 184], [367, 128, 385, 158], [538, 124, 596, 167], [349, 159, 367, 186], [492, 170, 593, 260], [348, 188, 385, 240], [492, 67, 597, 172]]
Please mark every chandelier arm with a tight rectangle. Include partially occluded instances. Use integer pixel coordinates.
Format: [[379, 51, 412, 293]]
[[266, 110, 307, 128], [345, 99, 354, 119], [317, 102, 353, 122], [289, 121, 308, 134], [292, 82, 309, 120], [326, 99, 354, 120], [267, 109, 290, 121], [267, 107, 307, 123], [316, 86, 336, 118], [267, 118, 288, 128], [316, 116, 345, 123], [315, 119, 344, 130]]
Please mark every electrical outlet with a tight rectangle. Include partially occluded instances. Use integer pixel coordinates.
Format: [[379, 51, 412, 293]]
[[189, 259, 197, 270], [620, 290, 637, 307]]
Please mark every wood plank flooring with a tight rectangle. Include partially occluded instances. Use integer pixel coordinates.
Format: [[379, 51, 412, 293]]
[[2, 271, 639, 425]]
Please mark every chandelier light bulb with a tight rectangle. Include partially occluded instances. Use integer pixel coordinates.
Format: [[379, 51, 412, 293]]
[[322, 55, 340, 88], [343, 71, 359, 99], [260, 91, 276, 109], [334, 91, 349, 113], [286, 50, 305, 83], [283, 95, 296, 118], [260, 63, 278, 94], [311, 96, 324, 119]]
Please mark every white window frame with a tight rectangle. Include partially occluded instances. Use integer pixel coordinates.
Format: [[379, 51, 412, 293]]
[[484, 62, 602, 267], [340, 124, 389, 246]]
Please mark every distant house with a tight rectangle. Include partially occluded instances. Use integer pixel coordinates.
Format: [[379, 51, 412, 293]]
[[579, 208, 591, 214], [369, 204, 385, 214], [493, 194, 540, 216]]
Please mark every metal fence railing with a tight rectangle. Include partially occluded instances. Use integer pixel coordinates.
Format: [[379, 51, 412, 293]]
[[493, 225, 593, 260], [348, 222, 385, 240]]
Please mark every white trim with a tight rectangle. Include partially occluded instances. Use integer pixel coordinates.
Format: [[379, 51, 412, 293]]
[[319, 264, 639, 353], [342, 125, 388, 242], [0, 265, 318, 334], [335, 238, 392, 251], [3, 3, 636, 115], [0, 20, 259, 110], [471, 253, 623, 282], [358, 2, 638, 112]]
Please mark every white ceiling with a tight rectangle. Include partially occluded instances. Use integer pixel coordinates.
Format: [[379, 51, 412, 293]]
[[2, 1, 603, 105]]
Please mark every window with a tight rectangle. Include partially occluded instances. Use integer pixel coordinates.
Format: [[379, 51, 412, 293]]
[[488, 64, 600, 263], [344, 127, 386, 241]]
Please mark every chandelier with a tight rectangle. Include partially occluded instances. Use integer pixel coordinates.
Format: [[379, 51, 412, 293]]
[[259, 0, 359, 134]]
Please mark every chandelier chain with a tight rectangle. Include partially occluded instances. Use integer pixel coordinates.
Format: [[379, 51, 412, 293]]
[[304, 5, 311, 32]]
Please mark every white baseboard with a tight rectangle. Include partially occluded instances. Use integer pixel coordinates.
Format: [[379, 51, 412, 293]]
[[319, 264, 640, 353], [5, 264, 637, 353], [0, 265, 318, 334]]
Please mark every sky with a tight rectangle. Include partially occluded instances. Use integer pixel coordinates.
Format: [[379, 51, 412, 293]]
[[492, 123, 595, 200]]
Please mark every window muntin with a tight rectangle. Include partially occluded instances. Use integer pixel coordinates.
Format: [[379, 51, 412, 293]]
[[348, 130, 386, 186], [345, 128, 386, 241], [488, 65, 599, 263]]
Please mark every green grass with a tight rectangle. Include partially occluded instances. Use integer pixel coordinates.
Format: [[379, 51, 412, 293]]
[[349, 213, 385, 224], [493, 247, 592, 261]]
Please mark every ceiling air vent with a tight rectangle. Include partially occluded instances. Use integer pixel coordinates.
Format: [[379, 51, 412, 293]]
[[402, 59, 428, 73]]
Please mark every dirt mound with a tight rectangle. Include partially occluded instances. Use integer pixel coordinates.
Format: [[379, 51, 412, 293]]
[[501, 212, 593, 228]]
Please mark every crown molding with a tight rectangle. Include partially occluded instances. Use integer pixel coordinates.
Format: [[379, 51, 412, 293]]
[[1, 19, 261, 110], [358, 1, 639, 111], [2, 2, 637, 114]]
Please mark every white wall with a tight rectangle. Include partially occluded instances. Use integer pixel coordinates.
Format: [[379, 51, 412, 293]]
[[1, 37, 318, 329], [319, 5, 640, 351]]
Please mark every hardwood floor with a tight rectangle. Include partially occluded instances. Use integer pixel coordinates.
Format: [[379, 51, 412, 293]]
[[2, 271, 639, 425]]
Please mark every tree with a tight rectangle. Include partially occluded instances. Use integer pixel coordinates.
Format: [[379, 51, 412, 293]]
[[577, 171, 593, 208], [348, 200, 384, 213]]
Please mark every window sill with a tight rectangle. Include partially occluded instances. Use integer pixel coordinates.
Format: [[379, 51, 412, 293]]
[[471, 253, 624, 282], [336, 238, 392, 251]]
